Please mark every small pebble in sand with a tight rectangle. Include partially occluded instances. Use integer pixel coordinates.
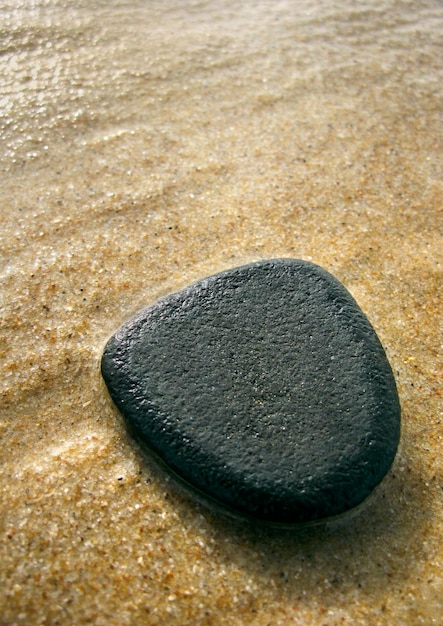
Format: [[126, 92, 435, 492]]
[[101, 259, 400, 525]]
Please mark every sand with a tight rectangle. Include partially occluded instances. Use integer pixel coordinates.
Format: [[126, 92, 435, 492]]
[[1, 1, 442, 624]]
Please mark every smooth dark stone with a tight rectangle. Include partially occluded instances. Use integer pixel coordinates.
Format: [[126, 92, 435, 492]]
[[101, 259, 400, 525]]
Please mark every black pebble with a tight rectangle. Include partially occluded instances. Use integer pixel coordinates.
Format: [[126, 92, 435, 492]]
[[101, 259, 400, 525]]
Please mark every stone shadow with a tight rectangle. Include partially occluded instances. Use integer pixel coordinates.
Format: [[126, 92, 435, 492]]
[[195, 444, 432, 608]]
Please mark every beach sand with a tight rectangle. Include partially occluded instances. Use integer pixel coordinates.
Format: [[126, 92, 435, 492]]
[[1, 1, 442, 624]]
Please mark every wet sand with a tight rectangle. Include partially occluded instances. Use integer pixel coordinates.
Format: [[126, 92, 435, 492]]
[[1, 1, 442, 624]]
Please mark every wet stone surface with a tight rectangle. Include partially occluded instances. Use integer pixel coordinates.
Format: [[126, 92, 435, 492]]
[[101, 259, 401, 524]]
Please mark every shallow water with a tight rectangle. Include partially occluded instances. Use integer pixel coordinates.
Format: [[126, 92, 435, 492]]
[[1, 1, 442, 624]]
